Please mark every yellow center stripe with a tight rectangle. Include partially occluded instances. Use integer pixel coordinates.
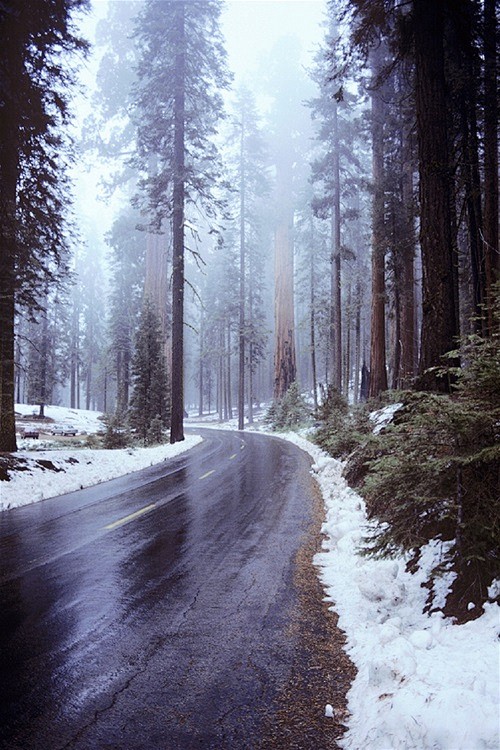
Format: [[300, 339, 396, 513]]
[[104, 503, 156, 530], [199, 470, 215, 480]]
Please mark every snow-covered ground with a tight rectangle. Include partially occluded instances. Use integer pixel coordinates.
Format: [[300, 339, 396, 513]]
[[281, 430, 499, 750], [2, 405, 499, 749], [1, 405, 202, 511]]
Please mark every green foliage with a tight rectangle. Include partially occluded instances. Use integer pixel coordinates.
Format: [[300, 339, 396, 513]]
[[264, 382, 312, 431], [146, 414, 165, 446], [354, 317, 500, 614], [314, 386, 372, 460], [128, 299, 170, 442], [102, 415, 130, 449]]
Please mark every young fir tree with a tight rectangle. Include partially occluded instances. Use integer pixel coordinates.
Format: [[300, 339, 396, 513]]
[[133, 0, 230, 443], [0, 0, 87, 451], [129, 299, 170, 443]]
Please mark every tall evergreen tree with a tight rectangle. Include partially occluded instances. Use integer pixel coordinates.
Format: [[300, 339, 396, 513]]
[[133, 0, 230, 443], [0, 0, 87, 451], [129, 299, 170, 442]]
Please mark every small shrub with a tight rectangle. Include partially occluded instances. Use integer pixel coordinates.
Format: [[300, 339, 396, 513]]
[[314, 386, 372, 460], [101, 414, 131, 449], [265, 382, 312, 431], [146, 414, 165, 445]]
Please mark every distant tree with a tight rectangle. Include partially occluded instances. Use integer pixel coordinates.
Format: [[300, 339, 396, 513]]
[[106, 207, 145, 416], [26, 308, 55, 418], [264, 37, 312, 399], [129, 299, 170, 442], [225, 86, 270, 429], [310, 21, 345, 393], [133, 0, 230, 443], [0, 0, 87, 451], [78, 243, 107, 411]]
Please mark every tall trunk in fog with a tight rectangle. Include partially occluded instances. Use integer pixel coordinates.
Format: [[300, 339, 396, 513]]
[[353, 279, 362, 403], [170, 4, 186, 443], [483, 0, 499, 332], [247, 267, 255, 425], [393, 114, 416, 389], [368, 43, 388, 398], [310, 220, 318, 412], [274, 150, 296, 399], [414, 0, 459, 388], [330, 102, 342, 392], [226, 320, 232, 419], [238, 111, 246, 430], [70, 271, 80, 409], [145, 225, 171, 376]]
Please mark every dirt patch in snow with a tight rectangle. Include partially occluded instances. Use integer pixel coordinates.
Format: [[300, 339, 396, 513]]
[[258, 478, 356, 749]]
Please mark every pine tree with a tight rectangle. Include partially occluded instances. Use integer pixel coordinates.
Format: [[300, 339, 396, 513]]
[[129, 299, 170, 443], [0, 0, 87, 451], [133, 0, 230, 443]]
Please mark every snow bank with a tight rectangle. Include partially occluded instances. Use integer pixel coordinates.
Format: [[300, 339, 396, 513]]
[[15, 403, 105, 434], [369, 402, 403, 434], [279, 431, 500, 750], [0, 436, 202, 511]]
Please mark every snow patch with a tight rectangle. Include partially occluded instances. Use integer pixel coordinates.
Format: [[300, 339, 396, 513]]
[[275, 430, 499, 750]]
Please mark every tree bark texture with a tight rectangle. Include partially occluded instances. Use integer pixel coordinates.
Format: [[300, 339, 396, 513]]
[[483, 0, 499, 332], [238, 112, 246, 430], [0, 15, 21, 452], [170, 3, 186, 443], [145, 225, 171, 376], [368, 43, 388, 398], [330, 103, 342, 392], [273, 152, 296, 399], [414, 0, 459, 388], [274, 221, 296, 399]]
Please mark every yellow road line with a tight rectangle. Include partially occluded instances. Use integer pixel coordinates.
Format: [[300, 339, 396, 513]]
[[104, 503, 156, 530], [199, 470, 215, 480]]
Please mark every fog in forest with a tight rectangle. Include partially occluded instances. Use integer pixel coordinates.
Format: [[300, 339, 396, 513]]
[[9, 0, 498, 446]]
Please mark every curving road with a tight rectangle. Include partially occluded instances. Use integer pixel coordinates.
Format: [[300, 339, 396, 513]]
[[0, 429, 320, 750]]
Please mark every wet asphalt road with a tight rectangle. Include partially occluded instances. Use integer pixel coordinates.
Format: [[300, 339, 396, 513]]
[[0, 429, 316, 750]]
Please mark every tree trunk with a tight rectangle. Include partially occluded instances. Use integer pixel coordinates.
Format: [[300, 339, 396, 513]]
[[368, 43, 388, 398], [483, 0, 499, 332], [273, 148, 296, 399], [0, 19, 21, 452], [238, 112, 246, 430], [399, 140, 416, 387], [310, 224, 318, 412], [145, 225, 171, 374], [414, 0, 459, 389], [353, 280, 362, 403], [226, 320, 232, 420], [331, 102, 342, 392], [170, 3, 186, 443]]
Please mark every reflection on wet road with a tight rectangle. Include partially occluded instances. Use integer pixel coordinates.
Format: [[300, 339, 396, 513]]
[[0, 429, 315, 749]]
